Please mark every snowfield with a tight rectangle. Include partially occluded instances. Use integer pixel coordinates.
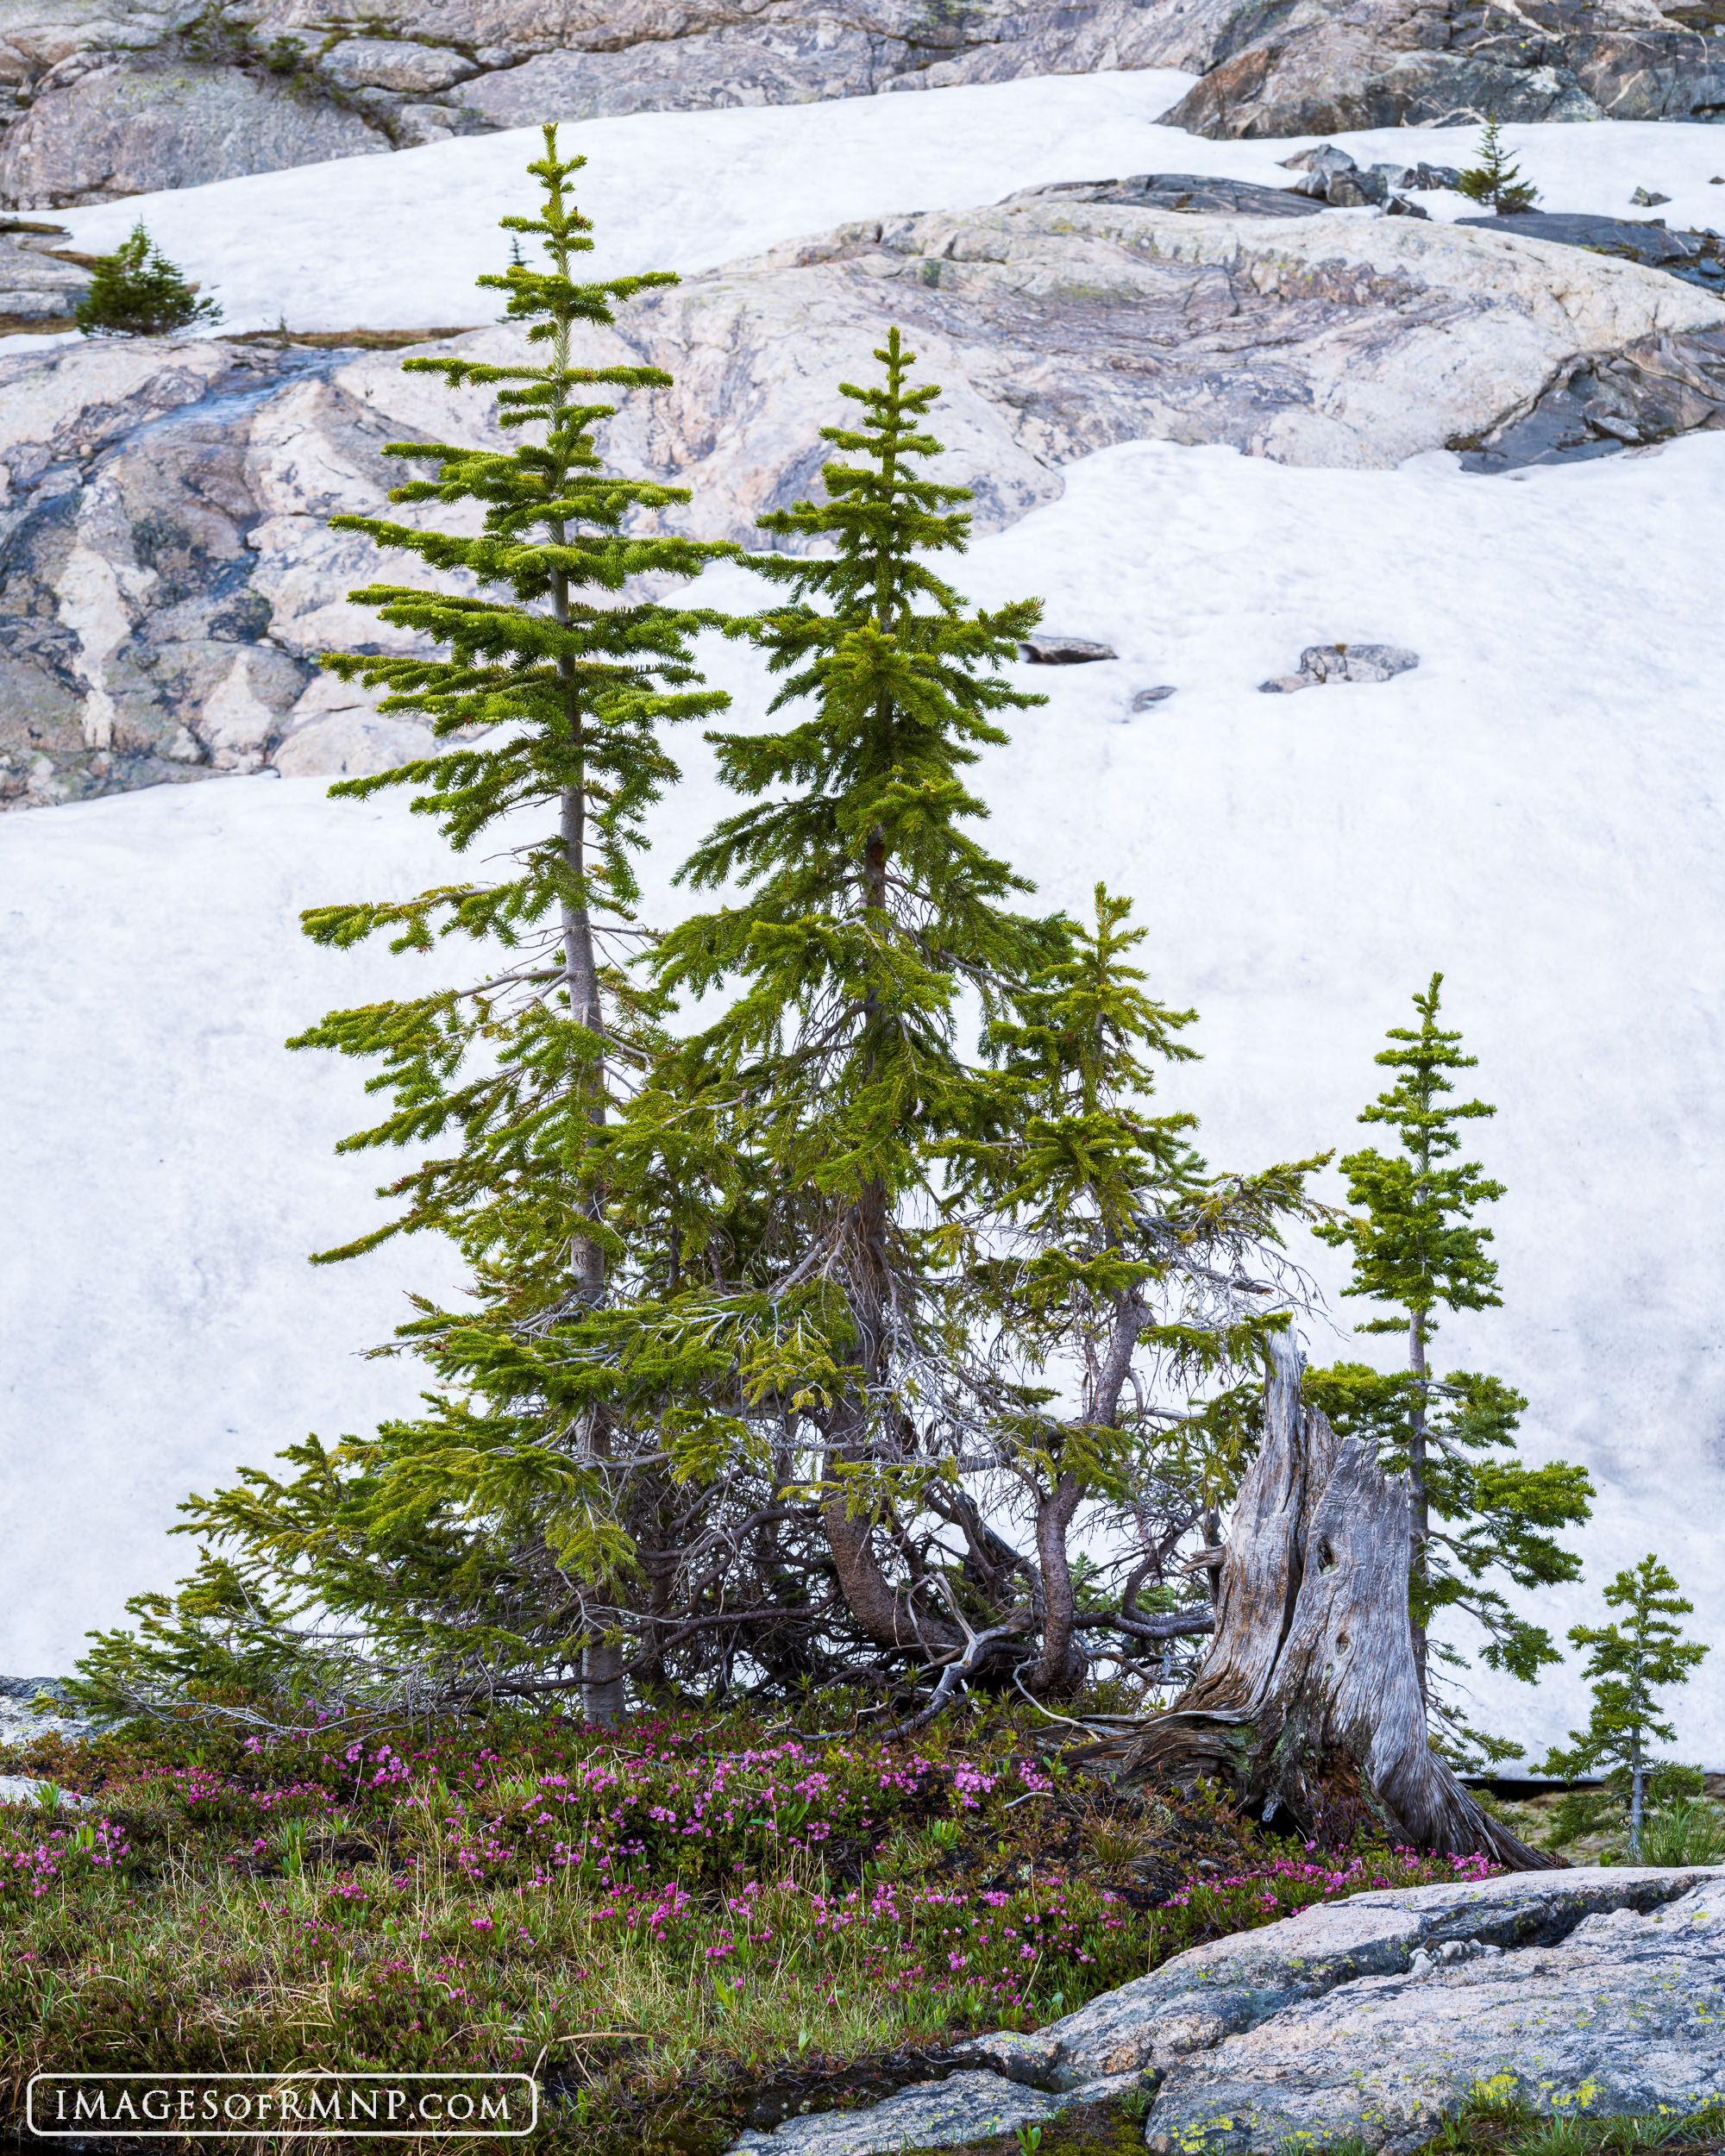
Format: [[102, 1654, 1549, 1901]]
[[30, 72, 1725, 337], [4, 76, 1724, 1762]]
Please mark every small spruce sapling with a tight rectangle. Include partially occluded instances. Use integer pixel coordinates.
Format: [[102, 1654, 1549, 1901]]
[[75, 222, 221, 338], [1536, 1554, 1709, 1861], [1309, 973, 1592, 1761], [1456, 116, 1540, 216]]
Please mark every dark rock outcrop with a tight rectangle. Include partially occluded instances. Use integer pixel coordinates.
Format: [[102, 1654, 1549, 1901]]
[[1160, 0, 1725, 140], [0, 215, 91, 326], [1007, 172, 1326, 217], [1459, 207, 1725, 295], [1455, 322, 1725, 466]]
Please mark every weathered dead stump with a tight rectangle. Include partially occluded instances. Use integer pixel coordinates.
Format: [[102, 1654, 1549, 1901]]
[[1084, 1334, 1557, 1869]]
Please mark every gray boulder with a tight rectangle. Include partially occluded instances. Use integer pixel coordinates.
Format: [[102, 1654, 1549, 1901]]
[[737, 1871, 1725, 2156], [0, 1673, 96, 1746], [731, 2071, 1070, 2156], [958, 1868, 1725, 2090], [1022, 634, 1119, 662], [0, 1773, 95, 1805], [1139, 1871, 1725, 2153], [1259, 642, 1420, 691]]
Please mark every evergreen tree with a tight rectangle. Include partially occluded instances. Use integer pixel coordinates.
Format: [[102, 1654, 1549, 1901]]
[[1536, 1555, 1709, 1859], [75, 126, 738, 1728], [1309, 974, 1591, 1760], [640, 377, 1325, 1694], [944, 886, 1323, 1696], [75, 221, 223, 337], [642, 327, 1068, 1668], [1455, 116, 1540, 215]]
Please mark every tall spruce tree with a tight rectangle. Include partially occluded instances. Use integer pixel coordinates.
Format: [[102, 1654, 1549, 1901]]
[[75, 127, 740, 1727], [1536, 1555, 1709, 1859], [643, 327, 1070, 1670], [1309, 974, 1592, 1761]]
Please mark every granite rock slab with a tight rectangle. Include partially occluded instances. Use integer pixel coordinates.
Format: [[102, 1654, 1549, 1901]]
[[1141, 1873, 1725, 2153], [729, 2069, 1070, 2156], [959, 1866, 1725, 2091], [729, 1871, 1725, 2156], [6, 204, 1725, 807]]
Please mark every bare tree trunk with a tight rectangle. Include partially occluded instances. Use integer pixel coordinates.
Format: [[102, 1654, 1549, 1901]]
[[1408, 1307, 1429, 1704], [1088, 1335, 1557, 1868], [1630, 1740, 1646, 1862], [1023, 1470, 1088, 1696]]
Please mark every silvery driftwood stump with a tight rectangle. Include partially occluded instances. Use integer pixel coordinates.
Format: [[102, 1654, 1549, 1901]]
[[1088, 1336, 1556, 1870]]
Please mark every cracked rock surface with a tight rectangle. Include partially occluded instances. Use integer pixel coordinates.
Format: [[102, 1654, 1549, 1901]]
[[1138, 1871, 1725, 2153], [587, 199, 1725, 534], [731, 1871, 1725, 2156], [1160, 0, 1725, 141], [0, 333, 490, 805]]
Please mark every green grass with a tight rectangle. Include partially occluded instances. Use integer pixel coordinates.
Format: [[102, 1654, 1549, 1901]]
[[1420, 2087, 1725, 2156], [0, 1702, 1502, 2152]]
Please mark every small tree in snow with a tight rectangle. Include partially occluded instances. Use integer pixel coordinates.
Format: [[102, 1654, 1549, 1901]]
[[76, 222, 221, 338], [1456, 116, 1539, 216], [1536, 1554, 1709, 1861]]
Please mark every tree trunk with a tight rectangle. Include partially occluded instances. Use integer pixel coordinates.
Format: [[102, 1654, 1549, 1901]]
[[817, 799, 963, 1669], [1023, 1470, 1088, 1696], [1630, 1745, 1645, 1861], [1087, 1334, 1558, 1868], [1408, 1307, 1429, 1704], [555, 560, 616, 1719]]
